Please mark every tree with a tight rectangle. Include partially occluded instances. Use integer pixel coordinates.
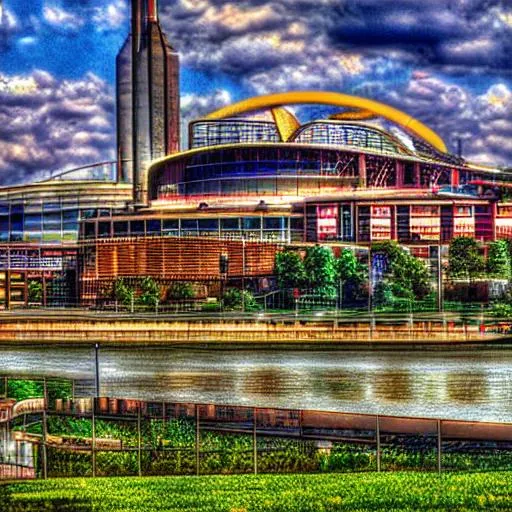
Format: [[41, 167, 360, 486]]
[[373, 281, 394, 308], [448, 237, 484, 279], [487, 240, 511, 279], [335, 248, 367, 304], [222, 288, 258, 311], [275, 250, 306, 290], [304, 245, 337, 297], [138, 276, 161, 308], [113, 278, 135, 307], [27, 280, 42, 303], [166, 282, 196, 301], [371, 241, 431, 300]]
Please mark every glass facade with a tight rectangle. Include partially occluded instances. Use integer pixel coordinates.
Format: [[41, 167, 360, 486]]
[[293, 122, 407, 155], [153, 146, 362, 199], [80, 215, 302, 243], [190, 120, 280, 149]]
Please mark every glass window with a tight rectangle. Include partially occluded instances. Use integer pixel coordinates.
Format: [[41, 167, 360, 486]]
[[221, 218, 239, 230], [82, 209, 97, 219], [290, 217, 303, 230], [63, 221, 78, 232], [263, 217, 284, 230], [62, 209, 78, 222], [98, 221, 111, 237], [24, 213, 42, 230], [147, 219, 161, 234], [198, 219, 219, 231], [113, 221, 129, 235], [43, 202, 60, 211], [84, 222, 96, 238], [181, 219, 198, 230], [43, 211, 61, 224], [130, 220, 145, 235], [242, 217, 261, 230], [0, 216, 8, 242], [162, 219, 179, 231]]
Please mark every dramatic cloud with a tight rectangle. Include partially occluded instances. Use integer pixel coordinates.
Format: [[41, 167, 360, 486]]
[[1, 0, 511, 178], [385, 74, 512, 166], [0, 70, 115, 185], [180, 89, 232, 147]]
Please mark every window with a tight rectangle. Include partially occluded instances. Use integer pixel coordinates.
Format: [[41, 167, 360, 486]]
[[147, 219, 161, 234], [162, 219, 179, 231], [221, 218, 239, 230], [98, 221, 111, 237], [242, 217, 261, 230], [130, 220, 145, 235], [113, 221, 129, 235]]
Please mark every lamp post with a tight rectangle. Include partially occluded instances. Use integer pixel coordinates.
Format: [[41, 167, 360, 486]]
[[242, 239, 246, 314], [94, 343, 100, 398]]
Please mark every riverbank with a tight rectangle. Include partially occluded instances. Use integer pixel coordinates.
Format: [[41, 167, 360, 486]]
[[2, 472, 512, 511], [0, 311, 510, 346]]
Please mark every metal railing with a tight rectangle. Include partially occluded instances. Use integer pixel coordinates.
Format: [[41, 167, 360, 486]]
[[2, 394, 512, 479]]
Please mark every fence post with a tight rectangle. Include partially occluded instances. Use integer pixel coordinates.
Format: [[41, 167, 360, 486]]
[[437, 419, 442, 475], [137, 403, 142, 477], [195, 405, 200, 476], [92, 398, 96, 477], [253, 407, 257, 475], [376, 415, 381, 472], [42, 378, 48, 480]]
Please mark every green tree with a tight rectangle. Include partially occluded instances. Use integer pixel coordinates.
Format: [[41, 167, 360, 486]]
[[371, 241, 431, 300], [487, 240, 511, 279], [373, 281, 394, 308], [7, 379, 43, 401], [113, 278, 135, 307], [335, 248, 366, 304], [222, 288, 258, 311], [448, 237, 484, 279], [27, 280, 42, 303], [166, 282, 196, 301], [304, 245, 337, 297], [138, 276, 161, 308], [275, 250, 306, 289]]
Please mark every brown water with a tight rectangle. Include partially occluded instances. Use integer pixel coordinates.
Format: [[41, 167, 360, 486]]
[[1, 345, 511, 422]]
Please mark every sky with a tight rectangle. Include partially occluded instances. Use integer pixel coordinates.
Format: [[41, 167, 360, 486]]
[[0, 0, 511, 185]]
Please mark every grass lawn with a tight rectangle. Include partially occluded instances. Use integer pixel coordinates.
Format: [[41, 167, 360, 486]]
[[1, 471, 512, 511]]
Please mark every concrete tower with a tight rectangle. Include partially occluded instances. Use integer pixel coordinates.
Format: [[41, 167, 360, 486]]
[[116, 0, 180, 206]]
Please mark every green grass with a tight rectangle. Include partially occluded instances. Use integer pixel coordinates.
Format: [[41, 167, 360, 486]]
[[1, 471, 512, 511]]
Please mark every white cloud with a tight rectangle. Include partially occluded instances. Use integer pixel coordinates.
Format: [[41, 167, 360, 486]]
[[43, 5, 85, 32], [92, 0, 127, 32]]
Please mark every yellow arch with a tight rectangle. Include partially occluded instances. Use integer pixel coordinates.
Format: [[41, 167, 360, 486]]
[[205, 91, 447, 153], [329, 109, 377, 121]]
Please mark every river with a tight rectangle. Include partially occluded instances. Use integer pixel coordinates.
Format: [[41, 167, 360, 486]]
[[1, 345, 511, 422]]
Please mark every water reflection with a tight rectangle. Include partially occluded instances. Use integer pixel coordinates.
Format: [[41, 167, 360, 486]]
[[446, 372, 489, 404], [373, 371, 414, 402], [1, 346, 512, 421]]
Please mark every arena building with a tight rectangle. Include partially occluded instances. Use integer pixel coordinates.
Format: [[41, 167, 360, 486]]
[[2, 0, 512, 307]]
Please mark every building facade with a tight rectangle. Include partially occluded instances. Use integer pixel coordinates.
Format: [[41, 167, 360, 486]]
[[1, 0, 512, 308]]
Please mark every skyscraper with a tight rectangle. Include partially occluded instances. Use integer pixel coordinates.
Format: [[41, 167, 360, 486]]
[[116, 0, 180, 206]]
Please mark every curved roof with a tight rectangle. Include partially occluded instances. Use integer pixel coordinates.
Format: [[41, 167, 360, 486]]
[[205, 91, 448, 154], [291, 120, 413, 155]]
